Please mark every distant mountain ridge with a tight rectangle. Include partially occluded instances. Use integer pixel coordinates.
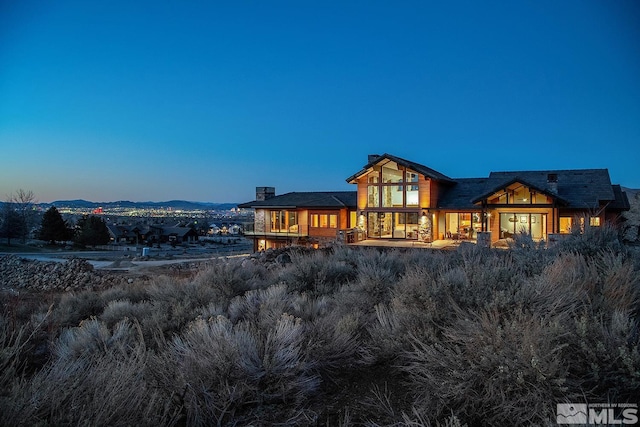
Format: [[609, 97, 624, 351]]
[[40, 199, 238, 211]]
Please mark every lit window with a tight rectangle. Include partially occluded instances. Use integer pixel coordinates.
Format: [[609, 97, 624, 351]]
[[590, 217, 601, 227], [311, 213, 338, 228], [559, 217, 573, 234], [368, 186, 379, 207]]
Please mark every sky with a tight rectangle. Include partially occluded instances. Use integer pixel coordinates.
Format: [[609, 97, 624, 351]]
[[1, 1, 639, 203]]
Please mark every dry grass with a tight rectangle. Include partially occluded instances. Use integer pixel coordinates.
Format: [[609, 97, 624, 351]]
[[1, 228, 639, 425]]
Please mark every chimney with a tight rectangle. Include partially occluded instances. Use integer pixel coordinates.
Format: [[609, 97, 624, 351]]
[[368, 154, 380, 164], [547, 173, 558, 194], [256, 187, 275, 201]]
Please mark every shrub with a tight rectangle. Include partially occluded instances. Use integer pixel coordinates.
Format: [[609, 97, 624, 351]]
[[2, 318, 179, 426], [403, 308, 573, 426], [153, 314, 318, 426]]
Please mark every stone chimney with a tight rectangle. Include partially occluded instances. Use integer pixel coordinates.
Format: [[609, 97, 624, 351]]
[[547, 173, 558, 194], [256, 187, 275, 201], [368, 154, 380, 164]]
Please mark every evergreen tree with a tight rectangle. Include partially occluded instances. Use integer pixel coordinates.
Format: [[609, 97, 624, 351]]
[[39, 206, 70, 244], [0, 203, 26, 246], [75, 215, 110, 247]]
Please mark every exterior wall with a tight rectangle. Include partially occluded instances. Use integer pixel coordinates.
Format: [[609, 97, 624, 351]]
[[339, 208, 349, 229], [308, 209, 341, 238], [357, 177, 368, 211], [255, 209, 267, 233], [298, 209, 309, 235], [419, 178, 431, 210], [430, 179, 440, 208]]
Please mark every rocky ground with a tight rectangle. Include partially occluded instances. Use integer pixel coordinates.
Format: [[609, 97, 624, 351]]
[[0, 255, 131, 293]]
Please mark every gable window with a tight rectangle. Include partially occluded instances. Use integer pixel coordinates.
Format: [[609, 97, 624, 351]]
[[366, 162, 420, 208], [488, 184, 552, 205]]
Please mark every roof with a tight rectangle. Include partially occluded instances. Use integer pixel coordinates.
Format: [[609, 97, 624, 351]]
[[609, 185, 631, 210], [238, 191, 357, 209], [437, 178, 490, 209], [346, 153, 455, 184], [458, 169, 615, 209], [162, 227, 198, 237]]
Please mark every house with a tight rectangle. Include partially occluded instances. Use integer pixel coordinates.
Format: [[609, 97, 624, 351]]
[[238, 187, 357, 251], [239, 154, 629, 250], [107, 224, 140, 245], [158, 226, 199, 244], [346, 153, 630, 245], [108, 223, 199, 245]]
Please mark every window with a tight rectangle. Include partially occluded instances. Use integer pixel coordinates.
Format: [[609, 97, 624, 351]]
[[270, 210, 297, 232], [368, 186, 379, 207], [382, 166, 403, 183], [310, 213, 338, 229], [488, 184, 553, 205], [559, 217, 573, 234], [405, 186, 419, 206], [590, 217, 601, 227], [367, 164, 421, 209]]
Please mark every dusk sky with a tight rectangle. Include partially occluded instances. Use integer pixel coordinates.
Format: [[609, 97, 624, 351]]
[[1, 1, 639, 203]]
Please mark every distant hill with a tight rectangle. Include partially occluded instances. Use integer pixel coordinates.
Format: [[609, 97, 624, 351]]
[[41, 200, 238, 211]]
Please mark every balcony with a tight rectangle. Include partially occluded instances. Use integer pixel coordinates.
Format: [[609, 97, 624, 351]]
[[241, 222, 306, 238]]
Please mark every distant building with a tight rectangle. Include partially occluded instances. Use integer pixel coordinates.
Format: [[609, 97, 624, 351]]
[[107, 223, 198, 245]]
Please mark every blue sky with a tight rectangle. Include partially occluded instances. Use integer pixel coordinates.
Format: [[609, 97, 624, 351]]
[[1, 1, 639, 203]]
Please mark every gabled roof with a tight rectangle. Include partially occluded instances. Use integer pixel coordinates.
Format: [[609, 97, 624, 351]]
[[472, 169, 615, 209], [470, 176, 569, 205], [346, 153, 455, 184], [238, 191, 357, 209], [162, 227, 198, 237], [609, 185, 630, 211]]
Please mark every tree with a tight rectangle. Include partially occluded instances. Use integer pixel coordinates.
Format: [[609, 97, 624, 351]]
[[39, 206, 70, 244], [0, 203, 26, 246], [75, 215, 110, 247], [7, 189, 38, 243]]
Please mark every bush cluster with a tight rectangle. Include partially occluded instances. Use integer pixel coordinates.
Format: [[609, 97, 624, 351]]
[[1, 226, 639, 426]]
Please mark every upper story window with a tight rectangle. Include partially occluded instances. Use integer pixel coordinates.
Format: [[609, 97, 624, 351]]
[[270, 210, 298, 232], [487, 184, 553, 205], [382, 166, 403, 183], [367, 162, 420, 208]]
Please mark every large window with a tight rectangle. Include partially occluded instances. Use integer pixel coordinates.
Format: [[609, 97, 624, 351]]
[[366, 162, 420, 208], [366, 211, 420, 239], [270, 211, 298, 232], [500, 213, 546, 239]]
